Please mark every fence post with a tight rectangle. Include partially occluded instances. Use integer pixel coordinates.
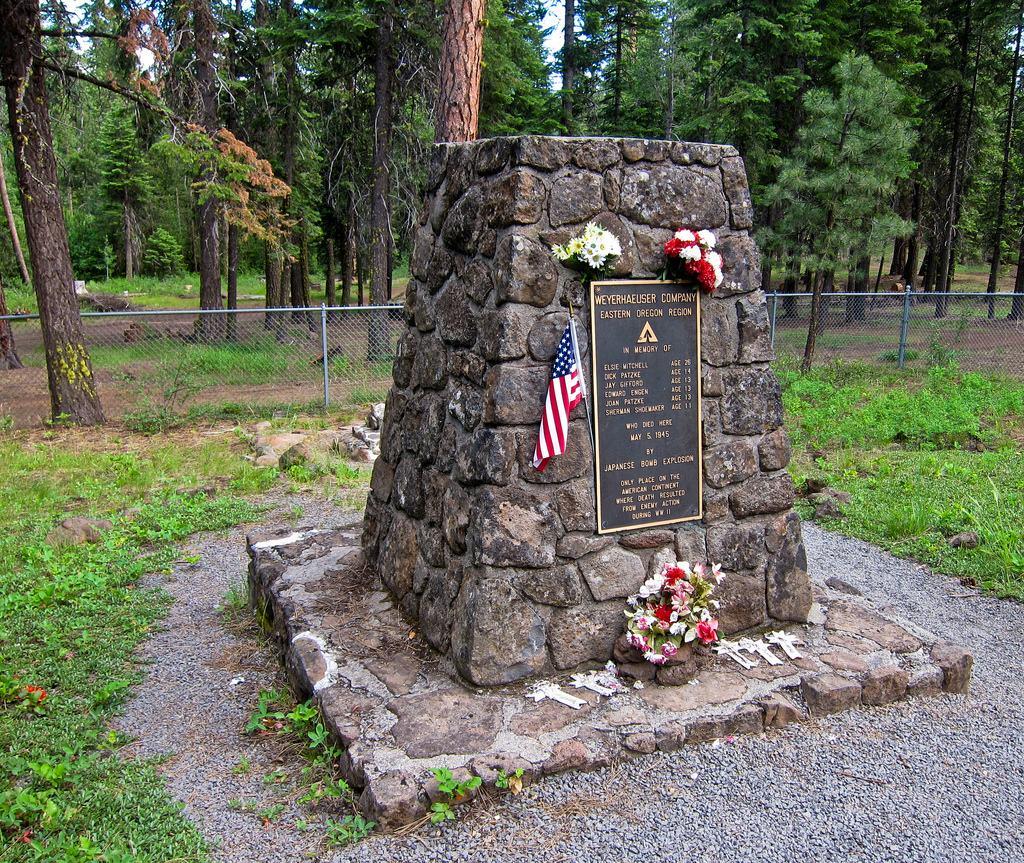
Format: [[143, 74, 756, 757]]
[[320, 304, 330, 409], [897, 284, 912, 369], [769, 292, 779, 351]]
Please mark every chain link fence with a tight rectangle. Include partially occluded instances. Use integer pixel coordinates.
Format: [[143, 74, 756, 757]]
[[768, 290, 1024, 376], [0, 305, 403, 427]]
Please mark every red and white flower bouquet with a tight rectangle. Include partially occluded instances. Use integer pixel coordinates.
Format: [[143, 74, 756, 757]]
[[624, 560, 724, 666], [663, 227, 723, 292]]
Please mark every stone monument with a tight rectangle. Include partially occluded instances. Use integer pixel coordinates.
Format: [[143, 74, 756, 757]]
[[363, 135, 811, 686]]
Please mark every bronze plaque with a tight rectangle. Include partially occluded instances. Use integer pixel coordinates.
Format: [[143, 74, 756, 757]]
[[589, 279, 702, 533]]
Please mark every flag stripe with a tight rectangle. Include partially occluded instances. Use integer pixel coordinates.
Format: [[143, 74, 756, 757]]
[[533, 323, 583, 471]]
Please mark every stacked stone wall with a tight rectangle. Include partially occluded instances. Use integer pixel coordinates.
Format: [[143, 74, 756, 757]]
[[363, 135, 811, 686]]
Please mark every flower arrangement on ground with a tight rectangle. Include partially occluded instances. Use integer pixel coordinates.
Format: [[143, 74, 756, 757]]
[[551, 222, 622, 280], [624, 560, 724, 665], [663, 227, 723, 292]]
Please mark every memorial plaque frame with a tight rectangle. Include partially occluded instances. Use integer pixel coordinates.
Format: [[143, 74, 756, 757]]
[[589, 279, 703, 534]]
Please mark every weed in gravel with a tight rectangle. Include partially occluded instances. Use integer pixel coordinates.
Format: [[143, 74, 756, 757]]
[[429, 768, 482, 825], [325, 814, 376, 847]]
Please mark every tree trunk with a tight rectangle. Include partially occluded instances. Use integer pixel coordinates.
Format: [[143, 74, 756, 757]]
[[265, 244, 286, 339], [325, 237, 336, 307], [435, 0, 485, 142], [0, 0, 103, 423], [340, 202, 354, 306], [802, 270, 826, 373], [1010, 231, 1024, 320], [0, 273, 23, 370], [0, 148, 30, 285], [561, 0, 576, 134], [123, 198, 137, 279], [226, 222, 238, 340], [936, 24, 980, 318], [612, 11, 623, 129], [987, 0, 1024, 318], [193, 0, 223, 340], [902, 181, 921, 289], [368, 3, 394, 361], [664, 8, 676, 139]]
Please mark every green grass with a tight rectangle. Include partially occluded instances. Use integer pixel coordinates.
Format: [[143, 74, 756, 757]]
[[0, 429, 277, 860], [781, 360, 1024, 597], [5, 268, 410, 314]]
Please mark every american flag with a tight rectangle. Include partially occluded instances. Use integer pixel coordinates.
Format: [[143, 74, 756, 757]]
[[533, 321, 584, 471]]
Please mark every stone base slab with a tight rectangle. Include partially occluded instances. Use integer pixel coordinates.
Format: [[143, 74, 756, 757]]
[[247, 523, 973, 830]]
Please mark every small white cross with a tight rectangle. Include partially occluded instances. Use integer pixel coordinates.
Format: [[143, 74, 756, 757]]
[[739, 637, 784, 666], [568, 671, 619, 697], [526, 682, 587, 709], [714, 640, 757, 669], [765, 630, 805, 660]]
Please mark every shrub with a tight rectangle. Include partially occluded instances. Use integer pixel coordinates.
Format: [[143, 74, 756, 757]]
[[143, 227, 184, 276]]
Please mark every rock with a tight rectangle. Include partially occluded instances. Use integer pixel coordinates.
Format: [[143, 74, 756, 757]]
[[549, 171, 604, 227], [907, 665, 944, 696], [435, 279, 478, 346], [729, 473, 796, 517], [930, 643, 973, 694], [721, 156, 754, 229], [860, 665, 909, 706], [365, 654, 420, 696], [510, 698, 590, 736], [486, 169, 547, 226], [703, 440, 758, 488], [613, 634, 646, 664], [700, 299, 738, 366], [254, 454, 278, 468], [278, 443, 310, 470], [388, 688, 503, 757], [656, 721, 688, 752], [760, 693, 806, 728], [620, 529, 675, 550], [367, 402, 386, 430], [392, 457, 424, 518], [800, 674, 862, 717], [674, 526, 708, 563], [758, 428, 792, 472], [737, 293, 772, 362], [573, 139, 621, 170], [548, 601, 625, 668], [656, 657, 699, 686], [720, 368, 784, 435], [686, 704, 763, 743], [517, 565, 584, 607], [448, 386, 483, 431], [717, 570, 768, 633], [494, 234, 558, 307], [825, 577, 862, 596], [624, 732, 657, 754], [820, 650, 868, 674], [619, 163, 728, 228], [378, 514, 418, 598], [517, 423, 590, 484], [419, 564, 462, 653], [452, 427, 517, 486], [825, 601, 922, 654], [515, 136, 573, 171], [814, 497, 844, 520], [616, 661, 656, 683], [579, 545, 646, 601], [44, 516, 114, 547], [442, 186, 483, 254], [477, 305, 533, 361], [359, 771, 426, 830], [483, 363, 549, 425], [542, 739, 592, 774], [707, 523, 766, 572], [948, 531, 980, 549], [764, 511, 812, 623], [469, 486, 559, 568], [527, 311, 590, 362], [556, 479, 597, 532], [412, 334, 448, 390], [639, 670, 748, 712], [451, 572, 548, 685]]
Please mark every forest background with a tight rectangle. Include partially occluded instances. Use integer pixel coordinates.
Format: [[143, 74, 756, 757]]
[[1, 0, 1023, 408]]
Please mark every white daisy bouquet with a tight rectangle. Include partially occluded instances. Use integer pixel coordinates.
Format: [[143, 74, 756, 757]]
[[551, 222, 622, 278], [624, 560, 724, 665]]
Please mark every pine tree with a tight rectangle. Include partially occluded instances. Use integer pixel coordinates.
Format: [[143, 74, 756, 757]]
[[97, 102, 150, 279], [767, 54, 916, 371]]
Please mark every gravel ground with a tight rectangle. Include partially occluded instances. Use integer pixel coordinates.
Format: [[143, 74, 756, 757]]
[[118, 504, 1024, 863]]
